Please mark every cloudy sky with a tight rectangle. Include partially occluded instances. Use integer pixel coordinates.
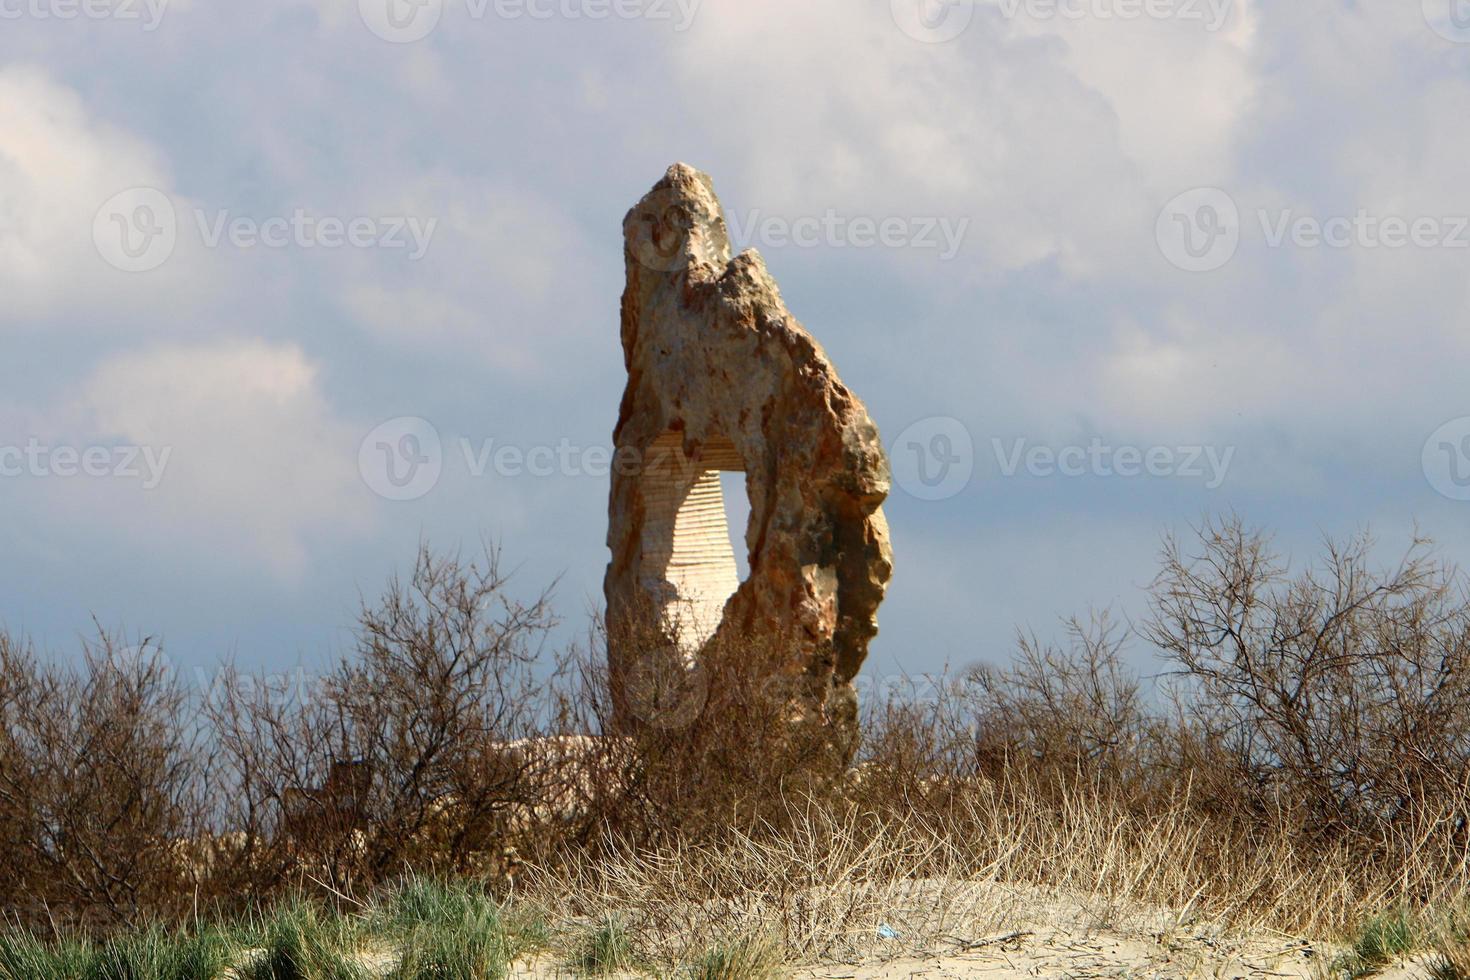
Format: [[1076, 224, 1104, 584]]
[[4, 0, 1470, 685]]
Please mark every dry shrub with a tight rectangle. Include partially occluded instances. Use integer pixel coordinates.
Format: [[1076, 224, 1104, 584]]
[[524, 799, 996, 965], [968, 612, 1153, 786], [581, 618, 853, 847], [9, 517, 1470, 946], [204, 545, 574, 901], [850, 610, 1158, 826], [0, 631, 210, 930], [1145, 516, 1470, 905], [842, 516, 1470, 936], [528, 764, 1438, 964], [1431, 910, 1470, 980]]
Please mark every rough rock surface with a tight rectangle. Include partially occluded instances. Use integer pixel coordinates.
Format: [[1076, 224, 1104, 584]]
[[604, 163, 893, 756]]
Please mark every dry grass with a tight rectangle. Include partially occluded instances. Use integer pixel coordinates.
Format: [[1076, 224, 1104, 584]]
[[1432, 916, 1470, 980], [6, 519, 1470, 973], [518, 775, 1456, 971]]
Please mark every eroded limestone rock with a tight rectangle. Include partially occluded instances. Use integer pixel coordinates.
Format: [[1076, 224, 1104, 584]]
[[604, 164, 893, 758]]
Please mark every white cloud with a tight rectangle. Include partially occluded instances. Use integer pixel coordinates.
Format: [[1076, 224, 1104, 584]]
[[672, 0, 1467, 496], [0, 66, 215, 325], [665, 0, 1258, 282], [333, 176, 600, 377], [998, 0, 1259, 194], [5, 0, 1470, 675], [23, 341, 374, 579], [1080, 0, 1470, 456]]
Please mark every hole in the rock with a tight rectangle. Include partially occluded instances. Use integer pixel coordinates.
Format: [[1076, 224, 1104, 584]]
[[637, 432, 752, 653], [720, 470, 751, 582]]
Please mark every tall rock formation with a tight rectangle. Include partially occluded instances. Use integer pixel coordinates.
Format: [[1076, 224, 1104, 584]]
[[604, 163, 893, 760]]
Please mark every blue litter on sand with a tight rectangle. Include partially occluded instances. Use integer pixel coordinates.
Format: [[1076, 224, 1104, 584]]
[[877, 924, 900, 940]]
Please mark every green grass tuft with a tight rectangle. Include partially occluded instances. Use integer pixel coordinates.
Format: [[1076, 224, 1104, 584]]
[[1427, 907, 1470, 980], [241, 901, 365, 980], [684, 935, 784, 980], [0, 925, 240, 980], [1329, 909, 1419, 980], [92, 925, 238, 980], [376, 879, 514, 980], [0, 882, 578, 980], [0, 932, 93, 980], [567, 916, 635, 977]]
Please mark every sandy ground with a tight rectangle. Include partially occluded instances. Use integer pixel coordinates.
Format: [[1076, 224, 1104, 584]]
[[509, 940, 1426, 980], [511, 938, 1431, 980], [798, 909, 1331, 979], [799, 952, 1429, 979], [777, 884, 1367, 980], [505, 879, 1436, 979], [797, 935, 1345, 979]]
